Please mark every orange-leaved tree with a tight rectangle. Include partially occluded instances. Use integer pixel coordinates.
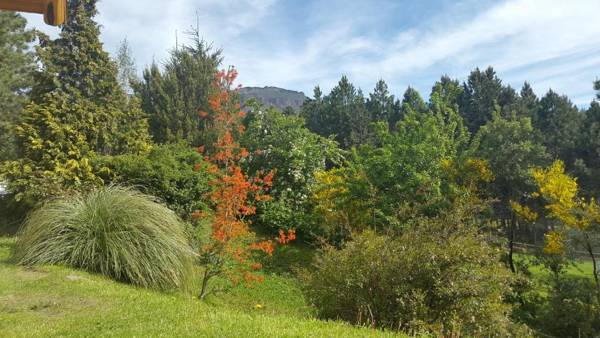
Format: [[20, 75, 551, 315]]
[[195, 67, 295, 299]]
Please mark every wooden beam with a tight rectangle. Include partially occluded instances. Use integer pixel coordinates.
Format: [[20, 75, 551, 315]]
[[0, 0, 47, 14], [0, 0, 66, 26]]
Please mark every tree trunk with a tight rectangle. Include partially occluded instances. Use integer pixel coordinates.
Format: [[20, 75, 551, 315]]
[[584, 234, 600, 304], [199, 267, 211, 299], [508, 217, 516, 273]]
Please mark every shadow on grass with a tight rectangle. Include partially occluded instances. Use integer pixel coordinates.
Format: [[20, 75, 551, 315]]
[[0, 194, 29, 236], [260, 242, 316, 275], [0, 236, 16, 264]]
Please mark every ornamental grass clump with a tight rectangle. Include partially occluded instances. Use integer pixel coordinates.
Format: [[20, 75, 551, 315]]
[[14, 186, 194, 290]]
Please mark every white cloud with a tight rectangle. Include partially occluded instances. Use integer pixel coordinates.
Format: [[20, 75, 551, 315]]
[[20, 0, 600, 105], [357, 0, 600, 104]]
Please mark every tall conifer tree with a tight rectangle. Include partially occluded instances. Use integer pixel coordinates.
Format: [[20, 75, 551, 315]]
[[366, 79, 395, 124], [134, 31, 222, 145], [535, 90, 582, 168], [458, 67, 503, 133], [2, 0, 150, 203], [0, 11, 35, 162]]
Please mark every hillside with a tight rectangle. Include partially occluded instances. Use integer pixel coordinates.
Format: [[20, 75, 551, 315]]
[[0, 237, 400, 337], [239, 86, 307, 112]]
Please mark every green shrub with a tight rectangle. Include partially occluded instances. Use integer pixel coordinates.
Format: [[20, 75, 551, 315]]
[[301, 218, 527, 336], [13, 186, 194, 290], [98, 142, 213, 220], [536, 277, 600, 337]]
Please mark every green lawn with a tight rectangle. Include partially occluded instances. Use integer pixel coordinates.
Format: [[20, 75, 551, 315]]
[[0, 237, 401, 337], [514, 253, 595, 280]]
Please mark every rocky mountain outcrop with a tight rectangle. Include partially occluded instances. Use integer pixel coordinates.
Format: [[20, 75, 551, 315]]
[[239, 86, 307, 112]]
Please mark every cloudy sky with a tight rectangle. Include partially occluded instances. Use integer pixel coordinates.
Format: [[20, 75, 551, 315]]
[[24, 0, 600, 106]]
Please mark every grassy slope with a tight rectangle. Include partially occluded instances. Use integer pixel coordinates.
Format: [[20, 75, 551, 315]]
[[0, 237, 400, 337]]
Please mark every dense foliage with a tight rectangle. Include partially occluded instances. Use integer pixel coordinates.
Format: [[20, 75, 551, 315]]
[[14, 186, 194, 290], [241, 102, 341, 236], [98, 142, 213, 220], [302, 214, 525, 336], [309, 99, 478, 242]]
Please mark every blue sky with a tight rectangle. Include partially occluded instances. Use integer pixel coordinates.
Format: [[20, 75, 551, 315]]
[[25, 0, 600, 107]]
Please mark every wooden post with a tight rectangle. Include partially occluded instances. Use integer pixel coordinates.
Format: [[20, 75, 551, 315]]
[[0, 0, 66, 26]]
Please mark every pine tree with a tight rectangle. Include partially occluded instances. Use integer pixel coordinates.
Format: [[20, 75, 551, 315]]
[[300, 86, 326, 136], [536, 90, 583, 168], [0, 11, 35, 162], [324, 76, 371, 148], [134, 30, 222, 145], [366, 79, 395, 123], [517, 82, 539, 119], [348, 89, 371, 146], [1, 0, 150, 203], [400, 87, 428, 118], [302, 76, 369, 147], [578, 100, 600, 194], [458, 67, 504, 133], [499, 85, 518, 116], [115, 38, 137, 95]]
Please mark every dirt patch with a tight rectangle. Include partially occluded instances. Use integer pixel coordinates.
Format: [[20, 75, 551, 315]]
[[0, 294, 99, 317], [14, 267, 49, 281], [0, 295, 62, 316]]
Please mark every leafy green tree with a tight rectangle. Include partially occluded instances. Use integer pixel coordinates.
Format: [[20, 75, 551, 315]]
[[1, 0, 150, 203], [537, 278, 600, 338], [535, 90, 583, 167], [471, 113, 549, 271], [315, 105, 473, 235], [429, 75, 462, 109], [429, 84, 470, 155], [241, 102, 341, 235], [389, 86, 427, 130], [0, 11, 35, 162], [134, 31, 222, 145], [595, 79, 599, 99]]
